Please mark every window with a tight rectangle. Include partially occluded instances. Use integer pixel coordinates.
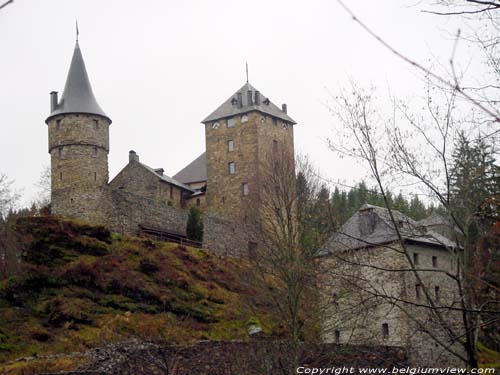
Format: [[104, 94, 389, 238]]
[[432, 256, 438, 268], [241, 114, 248, 123], [228, 139, 234, 152], [435, 286, 440, 302], [334, 330, 340, 344], [272, 117, 278, 126], [56, 119, 61, 130], [58, 147, 63, 157], [212, 122, 220, 129], [382, 323, 389, 338], [242, 182, 249, 196], [261, 116, 266, 123], [94, 119, 99, 130], [272, 140, 278, 152], [332, 292, 338, 306], [59, 172, 62, 181], [94, 172, 97, 181], [229, 162, 235, 174], [227, 117, 235, 128], [196, 198, 200, 206], [413, 253, 419, 266], [222, 196, 225, 203], [415, 284, 422, 301]]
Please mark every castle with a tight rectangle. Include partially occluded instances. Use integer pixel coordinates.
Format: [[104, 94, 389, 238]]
[[45, 39, 296, 254]]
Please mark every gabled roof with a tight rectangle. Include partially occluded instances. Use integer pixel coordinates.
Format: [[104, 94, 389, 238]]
[[173, 152, 207, 184], [46, 41, 110, 123], [202, 82, 296, 125], [320, 204, 455, 256], [138, 162, 194, 192]]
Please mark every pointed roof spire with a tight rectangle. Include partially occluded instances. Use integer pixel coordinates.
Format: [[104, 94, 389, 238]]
[[46, 39, 110, 123]]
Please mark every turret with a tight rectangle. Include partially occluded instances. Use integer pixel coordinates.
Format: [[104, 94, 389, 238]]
[[46, 40, 112, 223]]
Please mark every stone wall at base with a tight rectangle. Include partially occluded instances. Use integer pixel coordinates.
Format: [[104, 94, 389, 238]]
[[107, 189, 250, 258], [45, 340, 409, 375]]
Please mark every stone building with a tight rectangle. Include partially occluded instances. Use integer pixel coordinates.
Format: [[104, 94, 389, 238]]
[[45, 40, 296, 253], [319, 204, 466, 367]]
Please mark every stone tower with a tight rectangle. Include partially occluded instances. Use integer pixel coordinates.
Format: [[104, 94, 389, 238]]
[[45, 40, 112, 224], [202, 82, 296, 222]]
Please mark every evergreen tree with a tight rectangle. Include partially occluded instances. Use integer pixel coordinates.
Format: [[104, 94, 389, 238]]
[[186, 206, 204, 242]]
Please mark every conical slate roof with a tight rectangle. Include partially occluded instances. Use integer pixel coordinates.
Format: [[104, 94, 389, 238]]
[[46, 41, 110, 123], [202, 82, 296, 125]]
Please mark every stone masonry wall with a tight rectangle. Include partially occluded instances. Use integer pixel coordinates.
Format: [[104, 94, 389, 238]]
[[108, 189, 250, 258], [47, 113, 111, 225], [320, 242, 466, 368], [49, 340, 408, 375], [109, 159, 186, 209]]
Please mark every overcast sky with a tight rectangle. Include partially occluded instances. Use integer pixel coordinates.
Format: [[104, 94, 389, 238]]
[[1, 0, 472, 205]]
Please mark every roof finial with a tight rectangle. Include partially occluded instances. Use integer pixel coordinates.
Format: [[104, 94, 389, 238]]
[[76, 20, 79, 42], [246, 62, 249, 83]]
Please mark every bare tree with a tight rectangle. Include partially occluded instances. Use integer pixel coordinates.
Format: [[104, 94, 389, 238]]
[[0, 173, 20, 277], [324, 83, 500, 367]]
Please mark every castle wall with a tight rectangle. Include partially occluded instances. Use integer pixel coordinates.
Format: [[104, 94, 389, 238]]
[[108, 189, 250, 258], [47, 114, 111, 224], [109, 160, 186, 208], [205, 111, 259, 220], [320, 242, 465, 367]]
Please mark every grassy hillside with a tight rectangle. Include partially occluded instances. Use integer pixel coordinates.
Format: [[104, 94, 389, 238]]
[[0, 217, 276, 373]]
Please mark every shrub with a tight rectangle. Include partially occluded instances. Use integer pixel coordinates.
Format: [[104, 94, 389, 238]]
[[186, 206, 203, 242]]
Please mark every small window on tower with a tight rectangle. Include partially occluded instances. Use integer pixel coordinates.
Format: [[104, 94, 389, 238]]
[[432, 256, 438, 268], [413, 253, 419, 266], [222, 196, 226, 204], [59, 172, 62, 181], [415, 284, 422, 301], [273, 140, 278, 152], [242, 182, 249, 196], [196, 198, 201, 206], [56, 119, 61, 130], [228, 139, 234, 152], [334, 330, 340, 344], [94, 119, 99, 130], [272, 118, 278, 126], [229, 162, 235, 174], [58, 147, 63, 157], [435, 286, 440, 302], [94, 172, 97, 181], [382, 323, 389, 338]]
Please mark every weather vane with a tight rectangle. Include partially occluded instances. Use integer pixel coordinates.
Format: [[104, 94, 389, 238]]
[[246, 62, 249, 83], [76, 20, 79, 42]]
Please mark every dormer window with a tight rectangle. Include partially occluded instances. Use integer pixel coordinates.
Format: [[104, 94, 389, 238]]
[[272, 118, 278, 126], [241, 114, 248, 123], [282, 122, 288, 129], [231, 97, 238, 106], [212, 122, 220, 129], [263, 98, 270, 105]]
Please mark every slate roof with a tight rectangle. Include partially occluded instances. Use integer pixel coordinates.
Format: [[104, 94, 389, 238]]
[[320, 204, 455, 256], [138, 162, 194, 192], [173, 153, 207, 184], [202, 82, 297, 125], [46, 41, 110, 123], [417, 213, 463, 234]]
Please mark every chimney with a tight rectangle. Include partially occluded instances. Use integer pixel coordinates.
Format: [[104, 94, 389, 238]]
[[282, 103, 287, 114], [247, 90, 253, 106], [254, 91, 260, 105], [50, 91, 58, 112], [129, 150, 139, 163], [237, 92, 243, 108], [154, 168, 164, 176]]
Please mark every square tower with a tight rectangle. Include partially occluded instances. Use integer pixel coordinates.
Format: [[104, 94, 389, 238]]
[[202, 82, 297, 222]]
